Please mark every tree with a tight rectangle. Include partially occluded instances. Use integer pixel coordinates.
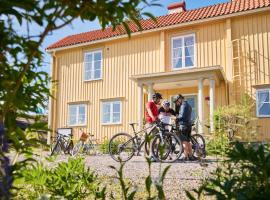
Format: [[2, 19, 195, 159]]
[[0, 0, 159, 198]]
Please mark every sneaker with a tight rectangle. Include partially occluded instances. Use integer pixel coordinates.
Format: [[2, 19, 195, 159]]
[[150, 156, 157, 162], [188, 156, 198, 161]]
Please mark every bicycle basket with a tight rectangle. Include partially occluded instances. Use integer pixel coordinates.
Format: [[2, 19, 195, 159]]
[[80, 132, 89, 141]]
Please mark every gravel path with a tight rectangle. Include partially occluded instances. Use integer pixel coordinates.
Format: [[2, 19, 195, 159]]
[[53, 154, 218, 200]]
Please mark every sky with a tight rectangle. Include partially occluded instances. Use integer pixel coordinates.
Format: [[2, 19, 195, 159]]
[[40, 0, 229, 73]]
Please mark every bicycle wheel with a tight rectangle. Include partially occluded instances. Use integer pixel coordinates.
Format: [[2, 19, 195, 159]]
[[65, 140, 74, 155], [191, 134, 206, 158], [152, 132, 182, 163], [72, 141, 83, 156], [51, 140, 61, 156], [109, 132, 135, 162]]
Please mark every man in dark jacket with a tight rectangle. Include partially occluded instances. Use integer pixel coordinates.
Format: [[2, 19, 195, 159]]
[[174, 94, 194, 160]]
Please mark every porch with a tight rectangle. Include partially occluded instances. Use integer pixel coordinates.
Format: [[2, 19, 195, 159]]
[[131, 66, 227, 134]]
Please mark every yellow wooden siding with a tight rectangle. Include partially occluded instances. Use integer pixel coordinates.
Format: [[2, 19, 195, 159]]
[[53, 33, 162, 141], [50, 11, 270, 141], [231, 12, 270, 140]]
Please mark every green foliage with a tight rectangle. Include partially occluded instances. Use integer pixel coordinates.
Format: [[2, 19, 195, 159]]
[[109, 157, 170, 200], [99, 139, 122, 154], [214, 95, 257, 141], [0, 0, 159, 197], [15, 157, 105, 200], [206, 95, 258, 156], [187, 142, 270, 200]]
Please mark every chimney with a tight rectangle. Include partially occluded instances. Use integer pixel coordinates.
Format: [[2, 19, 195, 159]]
[[167, 1, 186, 14]]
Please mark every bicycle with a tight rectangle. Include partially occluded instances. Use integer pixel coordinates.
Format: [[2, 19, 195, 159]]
[[50, 128, 74, 156], [72, 129, 97, 156], [109, 122, 156, 162], [174, 119, 206, 159], [150, 121, 183, 163]]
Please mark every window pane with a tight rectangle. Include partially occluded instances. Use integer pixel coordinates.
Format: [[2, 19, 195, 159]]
[[84, 71, 92, 80], [94, 52, 102, 61], [113, 113, 120, 123], [259, 103, 270, 116], [185, 46, 194, 56], [258, 91, 269, 103], [184, 36, 194, 46], [94, 61, 101, 70], [69, 115, 76, 125], [103, 104, 111, 114], [79, 105, 85, 115], [173, 58, 182, 69], [173, 48, 182, 59], [103, 113, 110, 123], [85, 62, 92, 71], [173, 38, 182, 48], [85, 53, 93, 62], [185, 56, 194, 67], [69, 106, 77, 125], [94, 70, 101, 79], [113, 102, 120, 113], [78, 115, 85, 124]]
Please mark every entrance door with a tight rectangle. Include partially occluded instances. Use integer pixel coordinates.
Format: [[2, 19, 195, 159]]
[[170, 94, 197, 121]]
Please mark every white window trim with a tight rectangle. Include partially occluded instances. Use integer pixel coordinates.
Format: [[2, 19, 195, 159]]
[[171, 33, 196, 70], [68, 104, 87, 126], [84, 50, 103, 81], [256, 88, 270, 118], [101, 101, 122, 125]]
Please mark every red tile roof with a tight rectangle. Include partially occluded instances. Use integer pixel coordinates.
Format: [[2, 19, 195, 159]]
[[47, 0, 270, 50]]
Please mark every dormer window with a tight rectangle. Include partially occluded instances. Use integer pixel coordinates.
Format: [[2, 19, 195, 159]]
[[171, 34, 195, 70]]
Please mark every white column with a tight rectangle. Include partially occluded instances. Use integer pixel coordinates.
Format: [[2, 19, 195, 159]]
[[198, 78, 204, 134], [138, 83, 144, 128], [147, 83, 154, 101], [209, 79, 215, 133]]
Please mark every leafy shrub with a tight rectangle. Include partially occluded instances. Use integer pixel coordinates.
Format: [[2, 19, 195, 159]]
[[206, 95, 258, 156], [187, 142, 270, 200], [214, 95, 257, 141], [14, 157, 105, 200], [99, 139, 122, 154], [109, 157, 170, 200]]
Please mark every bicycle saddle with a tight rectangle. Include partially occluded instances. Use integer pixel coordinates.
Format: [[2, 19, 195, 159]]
[[129, 123, 138, 126]]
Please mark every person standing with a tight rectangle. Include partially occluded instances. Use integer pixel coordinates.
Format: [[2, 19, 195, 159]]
[[145, 92, 162, 161], [174, 94, 195, 160]]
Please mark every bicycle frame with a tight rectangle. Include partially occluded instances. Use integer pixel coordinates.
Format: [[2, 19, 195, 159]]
[[119, 124, 157, 154]]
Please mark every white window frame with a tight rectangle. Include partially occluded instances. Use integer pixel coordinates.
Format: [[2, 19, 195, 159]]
[[68, 104, 87, 126], [84, 50, 103, 81], [256, 88, 270, 118], [101, 101, 122, 125], [171, 33, 196, 70]]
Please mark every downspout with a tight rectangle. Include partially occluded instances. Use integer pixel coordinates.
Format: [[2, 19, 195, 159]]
[[47, 51, 56, 145]]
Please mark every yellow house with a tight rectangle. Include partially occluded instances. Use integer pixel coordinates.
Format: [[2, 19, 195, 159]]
[[46, 0, 270, 142]]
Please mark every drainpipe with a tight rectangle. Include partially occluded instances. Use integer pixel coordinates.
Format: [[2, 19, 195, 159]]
[[47, 51, 56, 145]]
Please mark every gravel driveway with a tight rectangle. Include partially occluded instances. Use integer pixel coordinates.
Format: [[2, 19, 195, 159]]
[[53, 154, 218, 200]]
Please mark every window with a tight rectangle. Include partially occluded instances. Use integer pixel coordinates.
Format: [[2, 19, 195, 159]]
[[256, 89, 270, 117], [102, 101, 122, 124], [171, 95, 197, 121], [171, 34, 195, 69], [68, 104, 86, 126], [84, 50, 102, 81]]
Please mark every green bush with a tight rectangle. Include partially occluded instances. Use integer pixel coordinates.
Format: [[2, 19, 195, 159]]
[[206, 95, 258, 156], [187, 142, 270, 200], [14, 157, 105, 200], [99, 139, 122, 154]]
